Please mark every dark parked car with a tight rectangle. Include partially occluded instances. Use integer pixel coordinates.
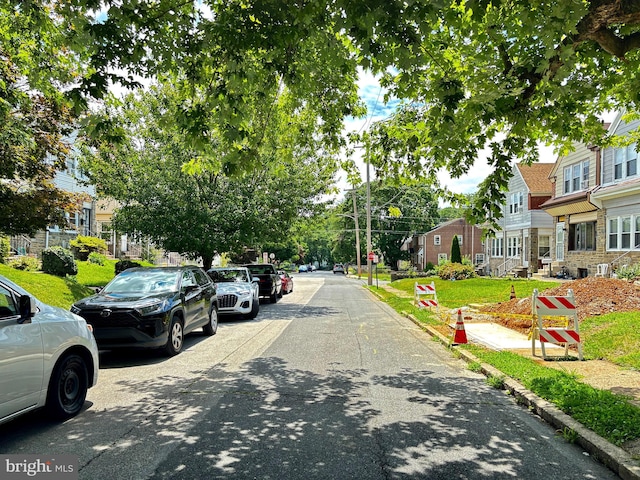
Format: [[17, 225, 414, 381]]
[[243, 263, 282, 303], [71, 266, 218, 356]]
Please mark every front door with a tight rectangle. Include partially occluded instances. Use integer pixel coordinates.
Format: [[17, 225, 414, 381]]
[[556, 222, 565, 262], [523, 231, 529, 268]]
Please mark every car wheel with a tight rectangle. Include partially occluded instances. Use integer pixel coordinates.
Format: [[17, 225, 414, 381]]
[[248, 298, 260, 319], [203, 305, 218, 336], [46, 354, 89, 420], [164, 316, 184, 356], [270, 289, 278, 303], [277, 286, 283, 298]]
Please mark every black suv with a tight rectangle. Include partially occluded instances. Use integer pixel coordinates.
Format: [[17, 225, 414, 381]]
[[71, 266, 218, 356]]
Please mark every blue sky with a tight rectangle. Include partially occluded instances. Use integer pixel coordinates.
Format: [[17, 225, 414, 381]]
[[339, 70, 536, 199]]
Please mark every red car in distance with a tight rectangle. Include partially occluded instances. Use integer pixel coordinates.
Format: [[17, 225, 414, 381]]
[[278, 270, 294, 294]]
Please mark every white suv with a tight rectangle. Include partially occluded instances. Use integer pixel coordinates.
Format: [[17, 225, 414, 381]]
[[0, 275, 99, 425]]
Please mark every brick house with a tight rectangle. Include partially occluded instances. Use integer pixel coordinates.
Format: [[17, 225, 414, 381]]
[[485, 162, 554, 276], [407, 218, 484, 271]]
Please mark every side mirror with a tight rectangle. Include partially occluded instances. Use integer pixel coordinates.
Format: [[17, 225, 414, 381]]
[[183, 284, 198, 294], [18, 295, 36, 322]]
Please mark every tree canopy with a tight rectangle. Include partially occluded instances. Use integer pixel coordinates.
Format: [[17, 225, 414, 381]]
[[0, 2, 84, 235], [79, 80, 339, 269], [5, 0, 640, 234]]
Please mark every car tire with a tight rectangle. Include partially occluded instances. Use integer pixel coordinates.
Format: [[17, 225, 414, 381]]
[[277, 287, 283, 298], [270, 289, 278, 303], [203, 305, 218, 336], [164, 316, 184, 356], [248, 299, 260, 319], [46, 354, 89, 420]]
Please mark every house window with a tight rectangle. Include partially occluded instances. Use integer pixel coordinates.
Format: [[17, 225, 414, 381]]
[[538, 236, 551, 258], [622, 216, 632, 249], [490, 238, 503, 257], [568, 222, 595, 251], [475, 253, 484, 265], [607, 216, 640, 250], [613, 144, 638, 180], [456, 235, 463, 245], [563, 160, 589, 194], [507, 236, 521, 257], [433, 235, 441, 246], [608, 218, 619, 249], [508, 193, 523, 214], [437, 253, 448, 263]]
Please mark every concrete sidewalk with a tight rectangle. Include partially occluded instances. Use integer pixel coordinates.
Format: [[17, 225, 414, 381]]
[[460, 321, 562, 351]]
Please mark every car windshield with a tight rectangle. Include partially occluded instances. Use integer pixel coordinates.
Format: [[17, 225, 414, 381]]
[[247, 266, 270, 274], [103, 270, 180, 294], [210, 269, 249, 283]]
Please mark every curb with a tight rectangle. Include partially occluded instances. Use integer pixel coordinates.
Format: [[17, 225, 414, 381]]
[[402, 311, 640, 480]]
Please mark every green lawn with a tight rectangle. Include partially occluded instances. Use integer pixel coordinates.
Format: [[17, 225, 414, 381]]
[[372, 275, 640, 449], [390, 276, 558, 308], [1, 260, 132, 308]]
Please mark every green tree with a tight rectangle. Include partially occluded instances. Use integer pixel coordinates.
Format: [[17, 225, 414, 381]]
[[335, 182, 440, 270], [79, 80, 339, 269], [9, 0, 640, 225], [0, 3, 86, 235], [451, 235, 462, 264]]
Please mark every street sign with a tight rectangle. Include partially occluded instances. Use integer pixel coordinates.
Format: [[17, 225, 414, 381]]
[[367, 252, 374, 260]]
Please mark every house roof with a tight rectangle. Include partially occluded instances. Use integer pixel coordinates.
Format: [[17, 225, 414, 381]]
[[425, 217, 483, 234], [516, 163, 554, 194]]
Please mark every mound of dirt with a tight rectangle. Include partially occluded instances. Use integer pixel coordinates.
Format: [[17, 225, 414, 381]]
[[478, 277, 640, 334]]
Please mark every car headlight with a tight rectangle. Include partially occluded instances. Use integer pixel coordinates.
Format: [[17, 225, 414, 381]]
[[238, 289, 251, 297], [136, 300, 168, 316], [71, 305, 81, 314]]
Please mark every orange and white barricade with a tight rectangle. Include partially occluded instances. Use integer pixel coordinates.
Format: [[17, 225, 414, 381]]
[[531, 288, 583, 360], [415, 282, 438, 310]]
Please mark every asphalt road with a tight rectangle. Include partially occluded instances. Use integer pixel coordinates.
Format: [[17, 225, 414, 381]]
[[0, 272, 620, 479]]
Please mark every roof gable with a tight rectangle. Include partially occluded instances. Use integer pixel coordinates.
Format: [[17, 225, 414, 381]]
[[515, 163, 554, 194]]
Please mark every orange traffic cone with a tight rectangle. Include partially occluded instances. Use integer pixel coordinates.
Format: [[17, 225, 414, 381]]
[[510, 284, 516, 300], [452, 309, 468, 345]]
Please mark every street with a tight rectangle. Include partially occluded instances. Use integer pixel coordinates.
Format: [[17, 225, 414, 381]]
[[0, 272, 619, 479]]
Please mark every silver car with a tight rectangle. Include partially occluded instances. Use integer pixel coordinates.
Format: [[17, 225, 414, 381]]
[[207, 267, 260, 319], [0, 275, 99, 425]]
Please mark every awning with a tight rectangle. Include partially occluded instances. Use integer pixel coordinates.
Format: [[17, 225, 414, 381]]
[[540, 191, 598, 217]]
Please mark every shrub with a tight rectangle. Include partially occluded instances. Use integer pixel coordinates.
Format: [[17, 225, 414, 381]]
[[42, 247, 78, 276], [615, 263, 640, 281], [437, 262, 476, 280], [88, 252, 107, 266], [8, 256, 40, 271], [69, 235, 107, 261], [0, 236, 10, 263], [140, 245, 161, 264], [115, 259, 142, 275], [451, 235, 462, 263]]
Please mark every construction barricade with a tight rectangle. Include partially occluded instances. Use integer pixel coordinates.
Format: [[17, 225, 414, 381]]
[[531, 288, 583, 360], [415, 281, 438, 310]]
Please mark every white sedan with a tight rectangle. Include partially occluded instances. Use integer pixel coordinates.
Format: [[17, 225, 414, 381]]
[[207, 267, 260, 319], [0, 275, 99, 425]]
